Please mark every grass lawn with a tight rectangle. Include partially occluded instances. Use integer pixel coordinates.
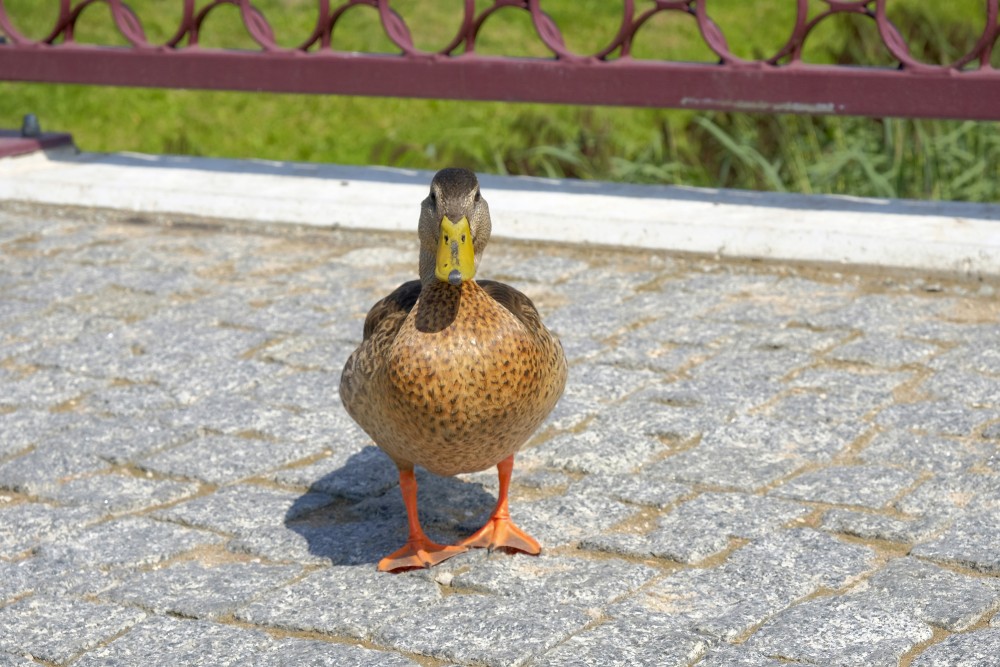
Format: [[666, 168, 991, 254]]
[[1, 0, 998, 201]]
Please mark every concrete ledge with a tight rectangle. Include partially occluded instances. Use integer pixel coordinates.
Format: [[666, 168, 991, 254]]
[[1, 148, 998, 279]]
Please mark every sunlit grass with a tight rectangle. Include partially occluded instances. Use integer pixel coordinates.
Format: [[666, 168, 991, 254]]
[[0, 1, 997, 201]]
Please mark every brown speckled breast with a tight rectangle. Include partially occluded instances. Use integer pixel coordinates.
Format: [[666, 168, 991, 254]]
[[353, 280, 565, 477]]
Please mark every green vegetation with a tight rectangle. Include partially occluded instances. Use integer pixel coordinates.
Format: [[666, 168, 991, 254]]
[[1, 0, 997, 201]]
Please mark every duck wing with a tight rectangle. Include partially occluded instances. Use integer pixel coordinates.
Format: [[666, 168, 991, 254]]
[[341, 280, 421, 404], [362, 280, 422, 341], [476, 279, 546, 334]]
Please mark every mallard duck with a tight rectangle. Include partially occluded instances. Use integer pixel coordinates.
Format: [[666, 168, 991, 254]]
[[340, 167, 567, 572]]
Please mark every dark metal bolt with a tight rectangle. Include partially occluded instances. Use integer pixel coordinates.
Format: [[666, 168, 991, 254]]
[[21, 113, 41, 138]]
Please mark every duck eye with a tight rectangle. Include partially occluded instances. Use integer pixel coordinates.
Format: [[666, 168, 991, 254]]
[[428, 191, 436, 205], [474, 189, 481, 202]]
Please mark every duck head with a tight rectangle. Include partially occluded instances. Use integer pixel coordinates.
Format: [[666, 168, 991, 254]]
[[418, 168, 492, 287]]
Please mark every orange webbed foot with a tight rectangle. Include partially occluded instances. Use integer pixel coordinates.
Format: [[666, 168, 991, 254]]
[[459, 516, 541, 555], [378, 538, 467, 573], [459, 455, 541, 555]]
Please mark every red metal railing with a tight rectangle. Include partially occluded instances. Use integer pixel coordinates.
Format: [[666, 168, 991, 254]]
[[1, 1, 999, 120]]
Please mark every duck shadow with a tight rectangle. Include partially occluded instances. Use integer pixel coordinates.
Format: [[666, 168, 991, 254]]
[[283, 446, 498, 567]]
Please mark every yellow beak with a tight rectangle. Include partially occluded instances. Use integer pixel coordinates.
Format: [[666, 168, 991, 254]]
[[435, 215, 476, 286]]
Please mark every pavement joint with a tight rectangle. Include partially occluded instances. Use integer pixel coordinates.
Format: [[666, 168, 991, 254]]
[[1, 200, 999, 666]]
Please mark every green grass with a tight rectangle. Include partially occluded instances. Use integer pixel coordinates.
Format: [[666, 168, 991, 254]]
[[1, 0, 998, 201]]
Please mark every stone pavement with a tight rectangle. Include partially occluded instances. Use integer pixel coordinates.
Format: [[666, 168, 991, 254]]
[[1, 200, 999, 667]]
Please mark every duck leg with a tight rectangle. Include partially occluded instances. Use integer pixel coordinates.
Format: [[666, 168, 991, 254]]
[[459, 455, 540, 555], [379, 468, 467, 572]]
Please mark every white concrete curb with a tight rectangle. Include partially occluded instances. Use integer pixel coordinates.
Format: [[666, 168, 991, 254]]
[[2, 147, 998, 278]]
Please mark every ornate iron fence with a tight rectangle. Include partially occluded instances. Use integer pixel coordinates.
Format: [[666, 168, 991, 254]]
[[1, 1, 999, 120]]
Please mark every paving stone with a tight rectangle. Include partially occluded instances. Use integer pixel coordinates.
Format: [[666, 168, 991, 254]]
[[771, 465, 920, 509], [640, 376, 782, 424], [747, 593, 932, 666], [0, 409, 76, 457], [4, 201, 1000, 666], [250, 638, 420, 667], [252, 367, 342, 412], [515, 468, 574, 490], [62, 417, 193, 465], [604, 389, 726, 441], [257, 333, 351, 372], [0, 367, 102, 409], [74, 615, 272, 667], [695, 645, 786, 667], [921, 369, 1000, 408], [450, 555, 659, 606], [982, 421, 1000, 440], [0, 443, 110, 494], [866, 557, 1000, 631], [277, 407, 371, 449], [613, 529, 875, 641], [158, 398, 300, 439], [706, 299, 801, 326], [38, 472, 200, 515], [895, 472, 999, 519], [539, 619, 707, 667], [126, 320, 271, 374], [587, 493, 809, 564], [911, 511, 1000, 574], [645, 317, 744, 348], [155, 484, 334, 534], [229, 518, 401, 566], [876, 400, 992, 437], [79, 382, 179, 417], [906, 320, 999, 344], [649, 416, 865, 492], [734, 323, 849, 353], [544, 299, 636, 346], [0, 557, 118, 602], [805, 293, 952, 333], [574, 473, 690, 509], [0, 297, 44, 326], [0, 595, 145, 665], [105, 560, 303, 620], [270, 444, 398, 500], [555, 335, 607, 363], [567, 362, 661, 404], [161, 358, 276, 407], [788, 367, 912, 401], [220, 293, 344, 335], [820, 509, 945, 544], [672, 272, 781, 305], [860, 429, 990, 473], [606, 392, 734, 443], [486, 252, 589, 284], [515, 485, 640, 548], [0, 651, 39, 667], [237, 565, 442, 639], [335, 245, 412, 269], [911, 628, 1000, 667], [138, 435, 318, 485], [828, 335, 939, 367], [373, 594, 593, 667], [762, 390, 876, 425], [0, 502, 103, 558], [693, 348, 812, 384], [599, 334, 701, 373], [928, 342, 1000, 375], [37, 517, 224, 569], [651, 443, 797, 492], [521, 426, 663, 475]]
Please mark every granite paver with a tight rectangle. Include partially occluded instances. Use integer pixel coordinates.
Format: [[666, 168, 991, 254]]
[[1, 201, 999, 665]]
